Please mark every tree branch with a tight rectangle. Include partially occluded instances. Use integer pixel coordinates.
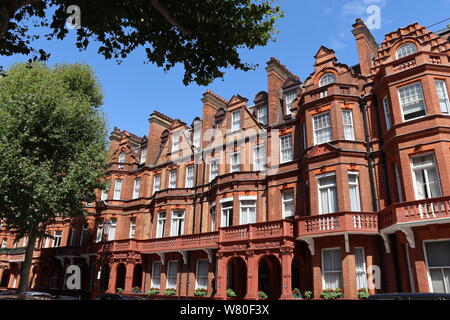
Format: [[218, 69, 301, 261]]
[[150, 0, 192, 36], [0, 0, 40, 39]]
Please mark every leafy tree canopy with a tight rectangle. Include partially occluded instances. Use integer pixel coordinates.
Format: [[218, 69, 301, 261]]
[[0, 0, 283, 85], [0, 62, 109, 239]]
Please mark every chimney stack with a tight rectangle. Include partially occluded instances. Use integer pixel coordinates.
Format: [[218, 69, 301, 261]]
[[352, 18, 380, 76]]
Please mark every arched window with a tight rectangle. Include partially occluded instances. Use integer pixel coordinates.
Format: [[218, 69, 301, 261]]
[[319, 73, 336, 87], [118, 152, 126, 163], [396, 43, 417, 59]]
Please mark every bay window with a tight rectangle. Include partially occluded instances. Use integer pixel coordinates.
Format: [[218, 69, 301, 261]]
[[435, 79, 450, 114], [170, 210, 185, 236], [348, 172, 361, 212], [156, 212, 166, 238], [342, 110, 355, 140], [322, 248, 343, 290], [113, 179, 122, 200], [239, 197, 256, 225], [411, 153, 441, 200], [313, 112, 332, 145], [221, 200, 233, 227], [318, 173, 338, 214], [398, 82, 426, 121]]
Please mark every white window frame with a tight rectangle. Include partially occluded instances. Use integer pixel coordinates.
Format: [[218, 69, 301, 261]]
[[342, 110, 355, 140], [132, 178, 141, 199], [101, 189, 108, 201], [239, 196, 257, 225], [210, 203, 216, 231], [151, 261, 162, 289], [411, 153, 442, 200], [53, 230, 62, 248], [209, 158, 219, 182], [398, 81, 426, 121], [169, 170, 177, 189], [435, 79, 450, 114], [348, 171, 361, 212], [396, 42, 417, 59], [220, 198, 233, 228], [231, 110, 241, 132], [282, 189, 295, 218], [355, 247, 368, 290], [193, 126, 202, 150], [80, 224, 88, 247], [196, 259, 209, 290], [185, 165, 195, 188], [1, 238, 6, 248], [153, 174, 161, 194], [319, 73, 336, 87], [383, 96, 393, 130], [313, 112, 332, 145], [394, 163, 404, 202], [280, 134, 293, 164], [253, 144, 266, 171], [284, 90, 297, 115], [423, 239, 450, 293], [317, 172, 338, 215], [172, 131, 181, 153], [108, 218, 117, 241], [321, 248, 343, 290], [170, 210, 185, 237], [230, 152, 240, 173], [140, 147, 147, 164], [256, 105, 268, 125], [156, 212, 166, 238], [69, 227, 77, 246], [113, 179, 122, 200], [166, 261, 178, 289], [129, 217, 136, 239]]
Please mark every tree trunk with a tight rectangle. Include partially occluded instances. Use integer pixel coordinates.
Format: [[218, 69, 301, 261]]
[[17, 228, 38, 293]]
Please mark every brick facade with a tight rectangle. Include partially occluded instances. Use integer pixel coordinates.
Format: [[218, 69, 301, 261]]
[[1, 19, 450, 300]]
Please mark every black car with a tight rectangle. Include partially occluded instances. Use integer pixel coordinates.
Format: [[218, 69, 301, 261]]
[[368, 293, 450, 300], [96, 294, 148, 301]]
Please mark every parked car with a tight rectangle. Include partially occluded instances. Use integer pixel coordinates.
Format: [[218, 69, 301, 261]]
[[96, 294, 148, 300], [0, 290, 15, 296], [368, 293, 450, 300], [53, 295, 80, 300]]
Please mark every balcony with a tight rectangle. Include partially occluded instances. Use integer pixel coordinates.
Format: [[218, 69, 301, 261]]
[[218, 220, 294, 252], [379, 196, 450, 230], [141, 232, 219, 253], [296, 212, 379, 237]]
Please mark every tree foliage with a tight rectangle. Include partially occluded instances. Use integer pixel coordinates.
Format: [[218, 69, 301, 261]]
[[0, 0, 283, 85], [0, 62, 109, 290]]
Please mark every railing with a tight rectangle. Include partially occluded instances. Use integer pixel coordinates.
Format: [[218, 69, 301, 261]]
[[379, 196, 450, 229], [297, 212, 378, 236], [141, 232, 219, 253], [219, 220, 294, 243]]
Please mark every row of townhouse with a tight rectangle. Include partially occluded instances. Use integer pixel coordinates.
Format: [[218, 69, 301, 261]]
[[1, 19, 450, 299]]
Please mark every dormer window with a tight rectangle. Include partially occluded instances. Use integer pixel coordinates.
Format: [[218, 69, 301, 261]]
[[284, 90, 297, 115], [172, 131, 181, 152], [140, 147, 147, 164], [231, 110, 241, 132], [118, 152, 126, 163], [319, 73, 336, 87], [396, 43, 417, 59], [256, 105, 268, 126]]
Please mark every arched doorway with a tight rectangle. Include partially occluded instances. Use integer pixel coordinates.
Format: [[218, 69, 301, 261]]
[[100, 264, 110, 292], [258, 255, 281, 299], [227, 257, 247, 298], [115, 264, 126, 291], [0, 269, 11, 288], [132, 264, 143, 290]]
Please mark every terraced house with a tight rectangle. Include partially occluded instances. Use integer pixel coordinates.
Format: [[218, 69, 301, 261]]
[[1, 19, 450, 300]]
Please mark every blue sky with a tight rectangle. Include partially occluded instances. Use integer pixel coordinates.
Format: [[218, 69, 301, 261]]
[[0, 0, 449, 137]]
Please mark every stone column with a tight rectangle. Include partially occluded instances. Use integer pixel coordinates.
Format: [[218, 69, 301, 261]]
[[215, 253, 227, 299], [280, 248, 294, 300], [107, 262, 117, 294], [125, 261, 134, 293], [245, 251, 258, 300], [311, 251, 322, 299], [342, 249, 357, 299]]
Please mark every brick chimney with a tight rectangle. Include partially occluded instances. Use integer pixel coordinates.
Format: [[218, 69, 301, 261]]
[[148, 111, 173, 164], [265, 57, 298, 125], [352, 18, 380, 76]]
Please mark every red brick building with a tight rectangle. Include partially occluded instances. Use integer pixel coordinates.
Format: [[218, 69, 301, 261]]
[[1, 19, 450, 299]]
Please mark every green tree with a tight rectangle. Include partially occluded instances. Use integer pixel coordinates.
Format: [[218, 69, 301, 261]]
[[0, 62, 109, 293], [0, 0, 283, 85]]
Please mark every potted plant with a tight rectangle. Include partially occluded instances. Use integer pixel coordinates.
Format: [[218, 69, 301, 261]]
[[320, 288, 344, 299], [132, 287, 142, 294], [164, 288, 177, 296], [357, 288, 369, 299], [146, 288, 160, 296], [194, 288, 208, 297], [116, 288, 124, 294], [258, 291, 268, 300], [292, 288, 302, 299], [226, 289, 237, 298], [303, 291, 312, 300]]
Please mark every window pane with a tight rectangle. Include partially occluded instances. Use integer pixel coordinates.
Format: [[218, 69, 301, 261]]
[[397, 43, 417, 59], [399, 82, 426, 121], [319, 73, 336, 87], [425, 241, 450, 267]]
